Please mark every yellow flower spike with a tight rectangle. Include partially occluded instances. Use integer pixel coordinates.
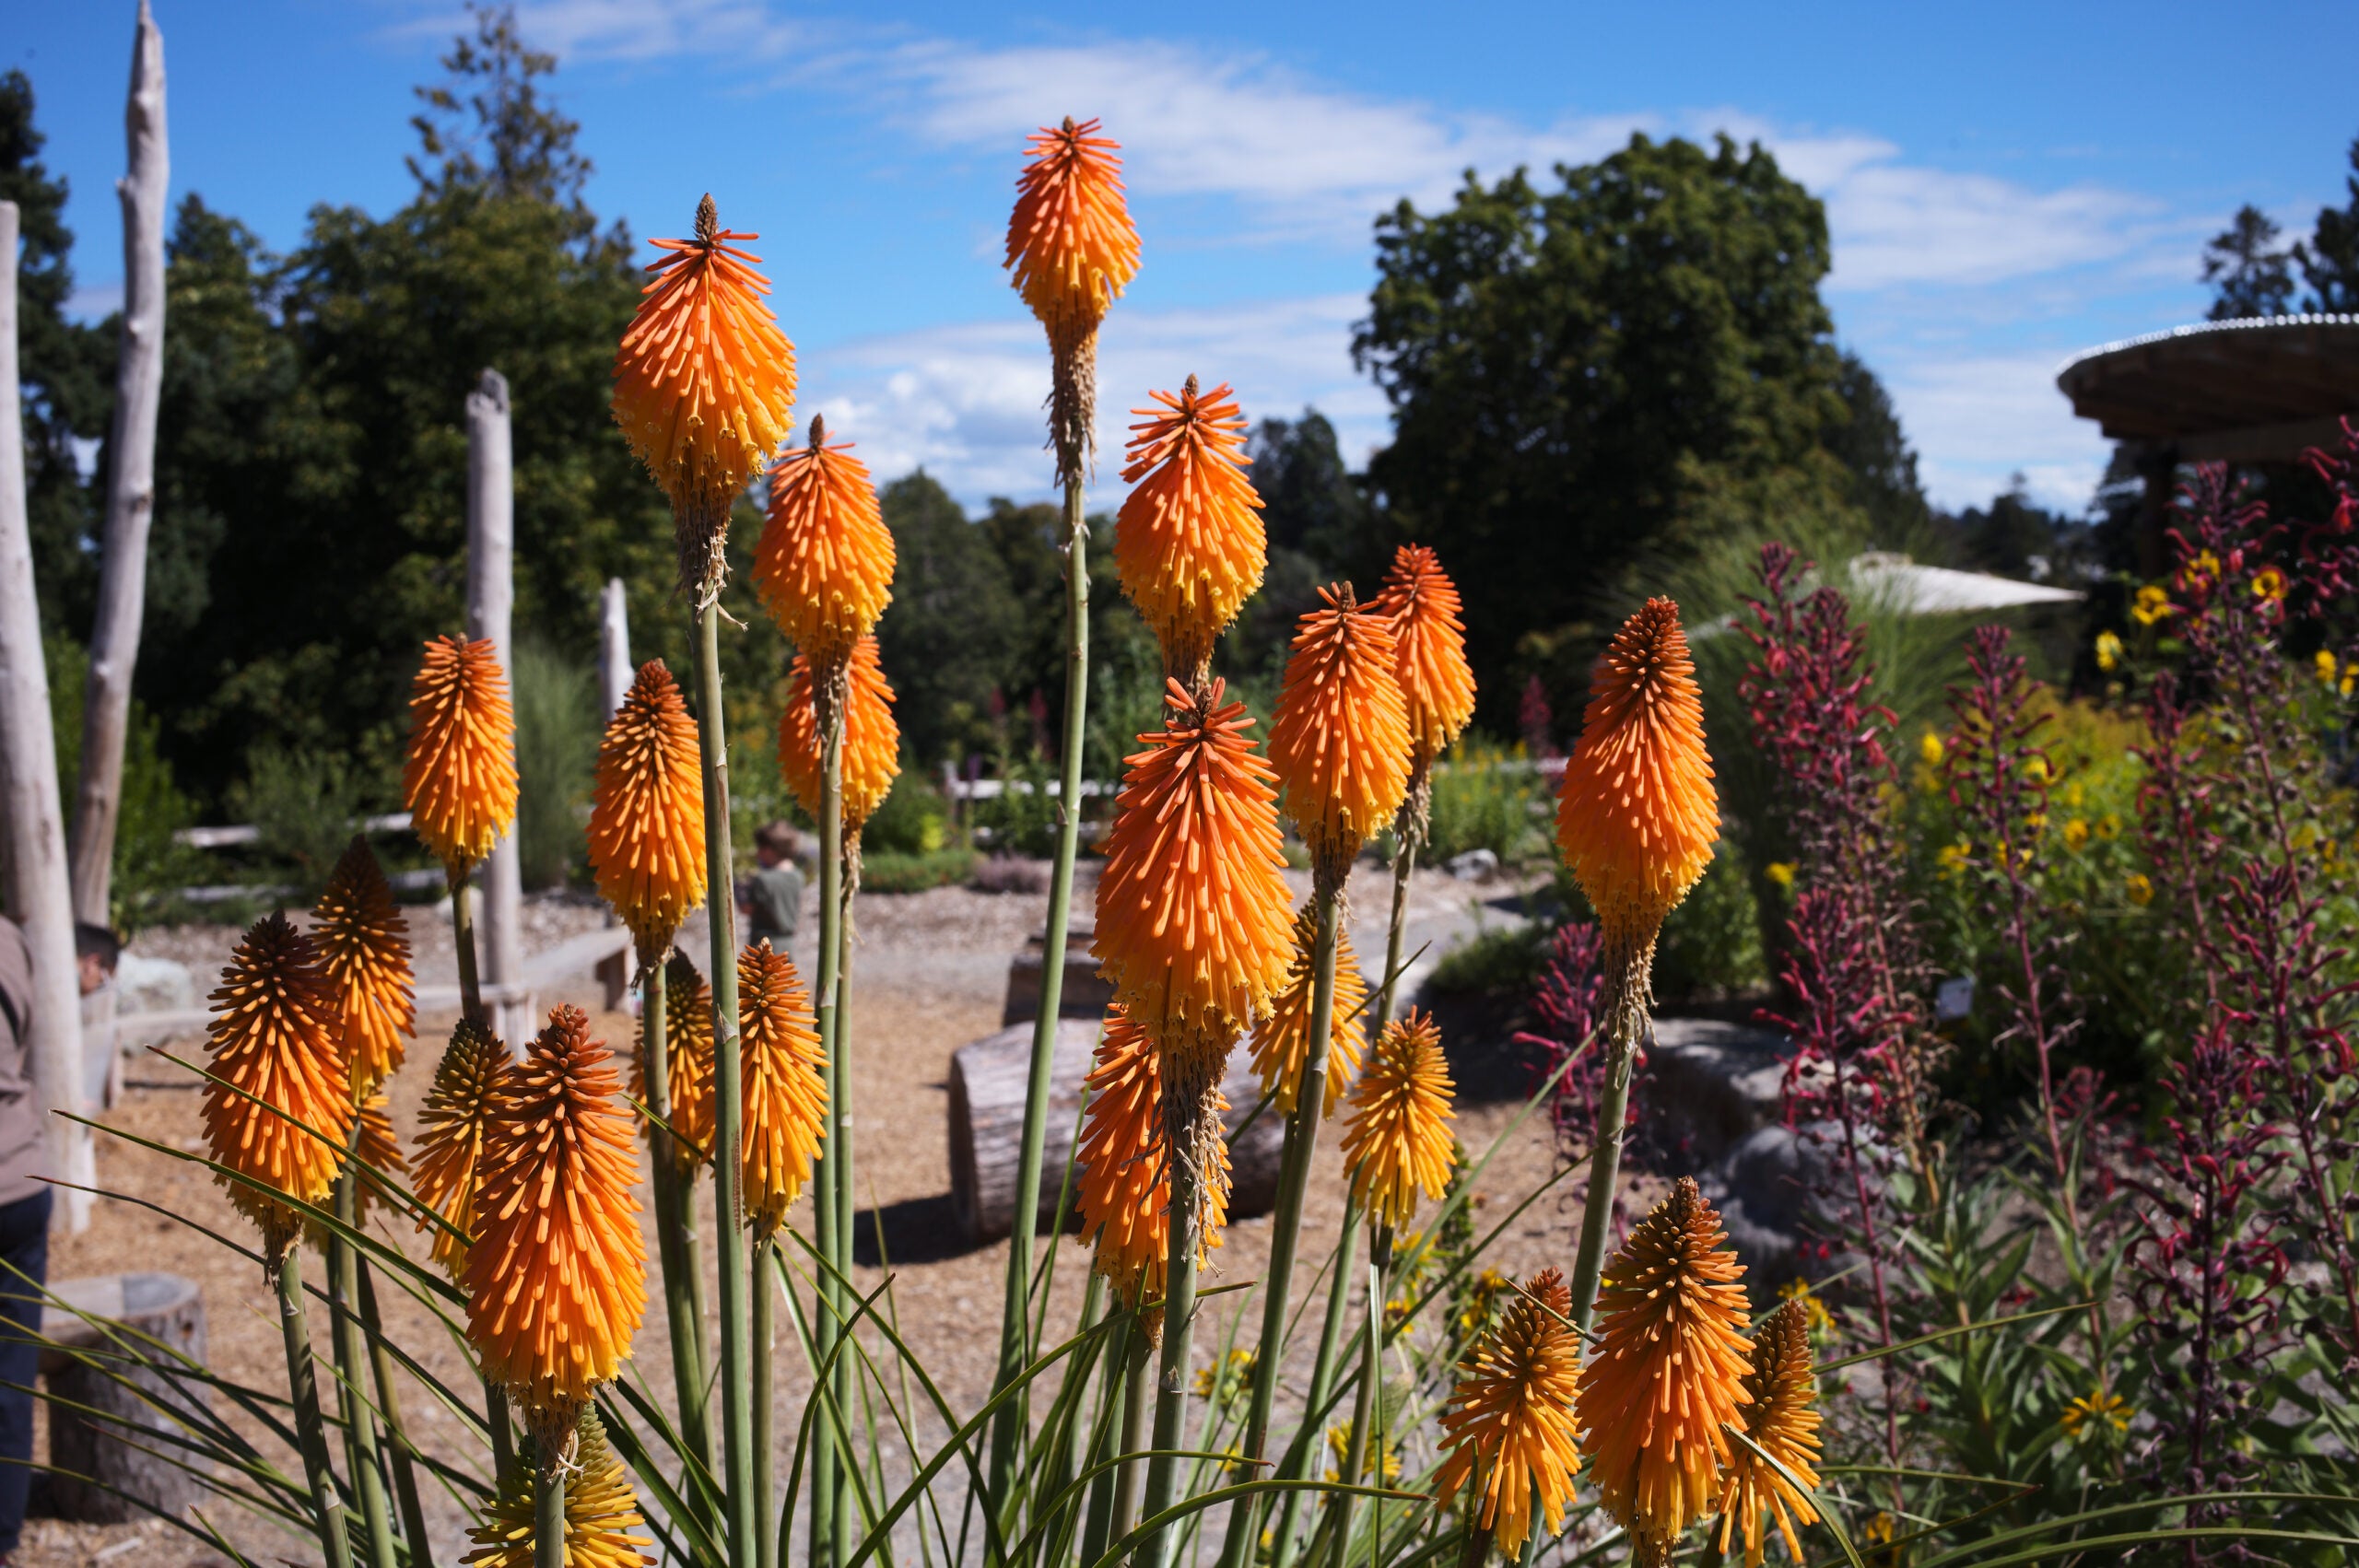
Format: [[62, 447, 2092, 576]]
[[1267, 584, 1413, 887], [629, 954, 715, 1172], [464, 1005, 648, 1446], [756, 416, 896, 669], [587, 661, 706, 967], [1073, 1007, 1228, 1319], [611, 194, 798, 593], [311, 837, 415, 1097], [1246, 899, 1367, 1120], [1115, 377, 1266, 684], [739, 941, 827, 1237], [1576, 1177, 1754, 1565], [1339, 1010, 1457, 1230], [1718, 1300, 1824, 1567], [201, 912, 354, 1259], [404, 635, 519, 882], [413, 1016, 510, 1279], [1433, 1267, 1584, 1558], [1371, 544, 1476, 777], [780, 633, 901, 837], [463, 1405, 653, 1568]]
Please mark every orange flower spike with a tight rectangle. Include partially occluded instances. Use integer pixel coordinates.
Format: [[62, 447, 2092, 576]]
[[587, 661, 706, 965], [629, 955, 715, 1171], [405, 635, 519, 880], [1116, 378, 1266, 681], [1005, 117, 1139, 353], [464, 1005, 648, 1434], [1718, 1301, 1824, 1568], [779, 634, 902, 835], [1555, 598, 1717, 944], [1247, 900, 1367, 1120], [1074, 1008, 1228, 1309], [739, 941, 827, 1236], [414, 1016, 511, 1278], [1434, 1267, 1584, 1557], [311, 837, 415, 1097], [1577, 1177, 1755, 1562], [1372, 544, 1476, 773], [1267, 585, 1413, 883], [611, 194, 797, 585], [1339, 1010, 1457, 1229], [1092, 678, 1296, 1058], [757, 416, 895, 667], [201, 912, 355, 1255]]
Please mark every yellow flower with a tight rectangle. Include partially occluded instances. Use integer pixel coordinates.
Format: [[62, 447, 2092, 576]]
[[1433, 1268, 1584, 1557], [1764, 861, 1795, 889], [1864, 1512, 1896, 1546], [2096, 813, 2121, 840], [1776, 1277, 1835, 1337], [1339, 1010, 1458, 1230], [2060, 1389, 2130, 1441], [2125, 872, 2154, 907], [1919, 729, 1945, 766], [1323, 1420, 1402, 1484], [1193, 1349, 1256, 1411], [2095, 630, 2123, 672], [2316, 649, 2338, 687], [1937, 839, 1971, 877], [2062, 818, 2091, 852], [1718, 1301, 1824, 1568], [463, 1406, 651, 1568], [2251, 565, 2288, 603], [2130, 584, 2176, 626]]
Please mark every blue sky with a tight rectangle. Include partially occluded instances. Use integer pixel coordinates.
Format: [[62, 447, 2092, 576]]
[[15, 0, 2356, 514]]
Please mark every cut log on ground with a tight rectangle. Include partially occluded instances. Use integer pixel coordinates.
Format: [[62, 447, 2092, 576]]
[[37, 1271, 207, 1523], [947, 1019, 1285, 1244]]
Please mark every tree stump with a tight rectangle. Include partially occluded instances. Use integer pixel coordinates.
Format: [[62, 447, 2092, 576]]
[[1001, 932, 1115, 1026], [38, 1272, 207, 1523], [947, 1020, 1286, 1244]]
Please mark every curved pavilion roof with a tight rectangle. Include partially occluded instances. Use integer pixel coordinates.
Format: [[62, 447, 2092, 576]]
[[2056, 313, 2359, 462]]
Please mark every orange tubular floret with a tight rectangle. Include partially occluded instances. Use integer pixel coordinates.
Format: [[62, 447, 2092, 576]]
[[1005, 117, 1139, 348], [1092, 679, 1296, 1058], [201, 913, 354, 1252], [1115, 380, 1266, 678], [588, 661, 706, 965], [405, 635, 519, 878], [1554, 598, 1717, 942], [756, 425, 896, 668], [779, 634, 901, 835], [1074, 1007, 1227, 1308], [740, 941, 827, 1236], [1267, 586, 1412, 876], [1372, 544, 1476, 771], [465, 1006, 647, 1427], [311, 837, 415, 1097], [1434, 1267, 1585, 1556], [1246, 900, 1367, 1120], [610, 200, 797, 523]]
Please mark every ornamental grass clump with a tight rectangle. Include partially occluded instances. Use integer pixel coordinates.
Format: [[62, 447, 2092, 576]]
[[757, 415, 895, 670], [1577, 1176, 1754, 1567], [1247, 899, 1367, 1120], [610, 193, 797, 593], [1115, 376, 1264, 685], [739, 940, 827, 1237], [586, 660, 705, 967], [1718, 1300, 1824, 1568], [310, 836, 414, 1096], [413, 1015, 509, 1278], [1340, 1009, 1457, 1231], [464, 1004, 647, 1451], [1434, 1266, 1584, 1559]]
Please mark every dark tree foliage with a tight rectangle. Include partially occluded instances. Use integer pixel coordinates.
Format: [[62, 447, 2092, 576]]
[[1218, 410, 1373, 688], [876, 473, 1023, 771], [2201, 205, 2296, 320], [2296, 133, 2359, 313], [0, 70, 111, 636], [1353, 133, 1850, 728], [1937, 474, 2090, 584], [1828, 351, 1931, 541]]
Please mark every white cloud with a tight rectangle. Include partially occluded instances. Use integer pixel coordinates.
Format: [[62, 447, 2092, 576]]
[[401, 0, 792, 62], [1881, 352, 2113, 513]]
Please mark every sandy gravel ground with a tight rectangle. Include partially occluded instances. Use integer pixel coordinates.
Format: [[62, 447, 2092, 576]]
[[23, 861, 1579, 1567]]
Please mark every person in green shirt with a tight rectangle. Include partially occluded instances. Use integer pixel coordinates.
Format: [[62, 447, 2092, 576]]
[[738, 821, 806, 949]]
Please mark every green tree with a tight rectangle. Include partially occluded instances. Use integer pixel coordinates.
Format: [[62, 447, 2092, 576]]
[[1829, 350, 1932, 542], [2202, 204, 2297, 320], [1354, 133, 1851, 726], [0, 69, 111, 637], [1218, 410, 1370, 692], [2296, 132, 2359, 313], [876, 472, 1024, 771]]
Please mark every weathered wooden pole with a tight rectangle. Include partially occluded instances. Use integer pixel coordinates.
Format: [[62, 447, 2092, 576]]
[[67, 0, 168, 931], [598, 577, 632, 720], [0, 202, 92, 1232], [465, 369, 525, 1043]]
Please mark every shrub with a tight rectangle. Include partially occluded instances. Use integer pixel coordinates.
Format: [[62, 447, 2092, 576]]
[[1423, 739, 1548, 866], [860, 848, 978, 895], [1427, 920, 1547, 997], [513, 638, 598, 889], [971, 757, 1060, 857], [863, 769, 946, 856], [229, 743, 363, 896], [1652, 847, 1766, 1001], [40, 632, 209, 930]]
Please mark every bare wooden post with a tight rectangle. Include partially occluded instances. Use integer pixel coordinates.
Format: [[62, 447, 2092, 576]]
[[0, 202, 93, 1233], [68, 0, 168, 931], [598, 577, 631, 720], [465, 369, 524, 1044]]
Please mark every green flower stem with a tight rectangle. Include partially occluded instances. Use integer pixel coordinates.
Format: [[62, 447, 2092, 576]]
[[486, 1376, 516, 1496], [989, 462, 1092, 1513], [695, 598, 757, 1567], [641, 964, 715, 1482], [810, 684, 848, 1568], [1215, 882, 1342, 1568], [450, 873, 482, 1024], [1327, 1235, 1391, 1568], [1375, 837, 1414, 1037], [329, 1169, 397, 1568], [754, 1230, 778, 1568], [1075, 1301, 1133, 1568], [1137, 1146, 1204, 1568], [356, 1262, 431, 1562], [1268, 1199, 1360, 1568], [832, 864, 857, 1565], [1567, 1012, 1639, 1334], [1108, 1315, 1152, 1550], [535, 1433, 567, 1568], [276, 1244, 351, 1568]]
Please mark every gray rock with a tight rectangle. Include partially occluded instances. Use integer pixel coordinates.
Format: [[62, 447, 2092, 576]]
[[1643, 1018, 1790, 1166], [1444, 848, 1499, 881], [113, 952, 193, 1014], [1706, 1119, 1884, 1287]]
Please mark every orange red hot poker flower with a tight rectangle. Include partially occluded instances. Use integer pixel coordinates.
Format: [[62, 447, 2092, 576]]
[[739, 941, 827, 1237], [1005, 117, 1139, 357], [413, 1016, 509, 1279], [780, 634, 901, 837], [1246, 899, 1367, 1121], [311, 837, 414, 1096], [755, 415, 896, 669], [1372, 544, 1476, 777], [405, 635, 519, 881], [587, 661, 705, 966], [465, 1005, 647, 1437], [1074, 1007, 1229, 1312], [628, 954, 715, 1173], [1267, 585, 1412, 884], [1116, 378, 1266, 682], [1434, 1266, 1585, 1557], [1339, 1009, 1457, 1231]]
